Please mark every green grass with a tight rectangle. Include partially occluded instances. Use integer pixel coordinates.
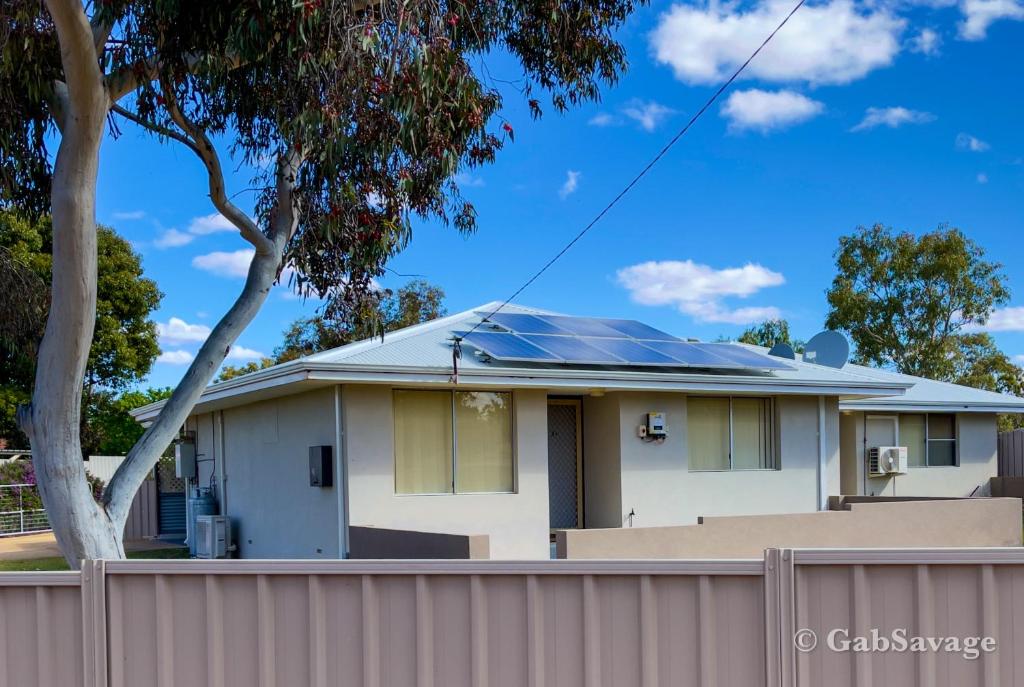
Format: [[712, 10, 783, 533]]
[[0, 547, 189, 572]]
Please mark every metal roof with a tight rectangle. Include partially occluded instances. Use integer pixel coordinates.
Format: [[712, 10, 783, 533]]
[[133, 302, 919, 422]]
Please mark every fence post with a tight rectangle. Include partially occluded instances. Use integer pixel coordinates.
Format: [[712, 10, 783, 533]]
[[764, 548, 797, 687], [81, 559, 108, 687]]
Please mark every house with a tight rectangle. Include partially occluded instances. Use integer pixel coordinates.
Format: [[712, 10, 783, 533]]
[[132, 302, 1024, 559]]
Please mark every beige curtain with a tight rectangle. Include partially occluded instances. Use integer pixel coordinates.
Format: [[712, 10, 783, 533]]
[[733, 398, 773, 469], [455, 391, 514, 493], [899, 414, 926, 467], [394, 390, 453, 494], [687, 397, 730, 470]]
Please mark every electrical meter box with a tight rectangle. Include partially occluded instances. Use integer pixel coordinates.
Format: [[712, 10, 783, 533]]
[[175, 439, 197, 479], [646, 412, 667, 437]]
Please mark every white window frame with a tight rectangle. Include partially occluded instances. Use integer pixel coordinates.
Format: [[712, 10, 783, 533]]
[[393, 389, 518, 495], [687, 396, 777, 472]]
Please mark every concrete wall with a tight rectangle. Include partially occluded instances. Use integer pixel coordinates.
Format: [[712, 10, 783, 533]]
[[557, 497, 1023, 559], [581, 394, 621, 528], [348, 526, 490, 559], [343, 385, 550, 559], [612, 392, 839, 528], [840, 411, 997, 497], [203, 388, 340, 558]]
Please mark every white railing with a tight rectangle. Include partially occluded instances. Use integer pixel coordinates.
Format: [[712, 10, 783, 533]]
[[0, 483, 50, 537]]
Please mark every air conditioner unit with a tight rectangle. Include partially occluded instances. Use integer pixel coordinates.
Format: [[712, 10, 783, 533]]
[[868, 446, 908, 476], [195, 515, 231, 559]]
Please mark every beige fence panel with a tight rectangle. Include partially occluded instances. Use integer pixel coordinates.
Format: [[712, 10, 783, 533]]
[[774, 548, 1024, 687], [0, 571, 83, 687], [100, 559, 767, 687], [123, 476, 159, 540]]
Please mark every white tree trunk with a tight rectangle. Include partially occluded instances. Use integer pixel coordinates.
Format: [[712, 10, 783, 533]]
[[18, 0, 124, 564]]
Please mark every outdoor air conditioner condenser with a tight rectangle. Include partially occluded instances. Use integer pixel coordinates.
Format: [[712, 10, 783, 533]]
[[195, 515, 232, 559]]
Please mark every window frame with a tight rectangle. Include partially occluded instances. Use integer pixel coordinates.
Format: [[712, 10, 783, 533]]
[[897, 413, 959, 468], [393, 389, 518, 495], [686, 395, 777, 472]]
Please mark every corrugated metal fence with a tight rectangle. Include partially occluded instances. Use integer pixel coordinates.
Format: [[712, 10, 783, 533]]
[[999, 429, 1024, 477], [3, 549, 1024, 687]]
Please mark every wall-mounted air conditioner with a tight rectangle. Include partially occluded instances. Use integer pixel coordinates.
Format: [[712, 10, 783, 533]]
[[195, 515, 232, 559], [868, 446, 908, 476]]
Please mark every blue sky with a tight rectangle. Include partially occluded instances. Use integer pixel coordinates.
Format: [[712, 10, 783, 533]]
[[93, 0, 1024, 388]]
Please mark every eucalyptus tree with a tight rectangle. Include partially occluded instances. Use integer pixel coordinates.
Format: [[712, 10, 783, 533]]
[[1, 0, 641, 562]]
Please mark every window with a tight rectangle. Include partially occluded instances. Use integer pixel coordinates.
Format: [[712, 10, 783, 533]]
[[898, 413, 957, 467], [394, 390, 514, 494], [687, 397, 775, 471]]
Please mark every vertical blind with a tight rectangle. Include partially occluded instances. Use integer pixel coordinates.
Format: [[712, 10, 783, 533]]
[[394, 390, 514, 494], [687, 396, 775, 471], [899, 414, 926, 467]]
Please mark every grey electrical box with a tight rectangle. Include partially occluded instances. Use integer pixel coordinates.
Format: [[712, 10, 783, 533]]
[[175, 440, 197, 479], [309, 445, 333, 487]]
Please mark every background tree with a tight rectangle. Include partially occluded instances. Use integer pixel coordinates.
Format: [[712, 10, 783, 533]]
[[737, 318, 804, 352], [88, 387, 173, 455], [0, 211, 162, 454], [217, 279, 446, 381], [2, 0, 643, 561], [825, 224, 1009, 378], [825, 224, 1023, 430]]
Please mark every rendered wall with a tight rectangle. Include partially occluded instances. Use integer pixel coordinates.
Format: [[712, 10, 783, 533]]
[[343, 385, 550, 559], [841, 411, 997, 497], [581, 394, 622, 528], [557, 497, 1023, 559], [210, 388, 340, 558], [614, 393, 840, 527]]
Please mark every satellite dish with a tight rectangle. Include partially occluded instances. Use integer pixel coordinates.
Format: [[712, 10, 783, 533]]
[[768, 342, 796, 360], [802, 331, 850, 369]]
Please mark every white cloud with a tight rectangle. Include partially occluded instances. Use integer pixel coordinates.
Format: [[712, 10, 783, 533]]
[[956, 132, 990, 151], [559, 170, 581, 199], [455, 172, 485, 188], [977, 172, 989, 184], [113, 210, 145, 220], [959, 0, 1024, 39], [977, 307, 1024, 331], [622, 100, 675, 132], [588, 112, 618, 127], [651, 0, 904, 86], [909, 27, 942, 55], [721, 89, 823, 132], [851, 106, 935, 131], [157, 350, 195, 365], [616, 259, 785, 324], [188, 212, 237, 235], [227, 345, 267, 361], [192, 249, 255, 278], [153, 228, 194, 249], [1014, 354, 1024, 365], [156, 317, 212, 345]]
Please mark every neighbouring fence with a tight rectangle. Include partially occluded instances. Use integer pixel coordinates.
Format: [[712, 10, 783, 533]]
[[349, 526, 491, 559], [999, 429, 1024, 477], [4, 549, 1024, 687], [0, 483, 48, 537]]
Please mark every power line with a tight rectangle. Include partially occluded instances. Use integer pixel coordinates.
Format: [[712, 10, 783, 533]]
[[461, 0, 807, 339]]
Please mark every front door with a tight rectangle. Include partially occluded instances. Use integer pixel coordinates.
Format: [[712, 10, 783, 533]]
[[547, 400, 582, 529]]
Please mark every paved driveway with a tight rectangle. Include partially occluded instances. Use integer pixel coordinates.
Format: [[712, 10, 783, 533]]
[[0, 531, 182, 560]]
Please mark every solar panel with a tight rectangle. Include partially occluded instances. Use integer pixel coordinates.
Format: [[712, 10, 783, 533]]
[[520, 334, 625, 364], [692, 343, 795, 371], [583, 337, 680, 365], [483, 312, 570, 335], [641, 340, 746, 368], [597, 318, 680, 341], [458, 331, 561, 362], [536, 315, 625, 338]]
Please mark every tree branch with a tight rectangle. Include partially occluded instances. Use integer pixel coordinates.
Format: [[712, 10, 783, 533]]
[[110, 103, 201, 156], [159, 78, 274, 254], [45, 0, 105, 122]]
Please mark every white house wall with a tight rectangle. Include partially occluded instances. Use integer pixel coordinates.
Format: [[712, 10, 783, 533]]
[[613, 393, 840, 527], [203, 388, 340, 558], [842, 411, 997, 497], [342, 384, 551, 559]]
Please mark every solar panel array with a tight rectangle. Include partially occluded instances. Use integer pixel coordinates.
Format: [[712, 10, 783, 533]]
[[458, 313, 795, 371]]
